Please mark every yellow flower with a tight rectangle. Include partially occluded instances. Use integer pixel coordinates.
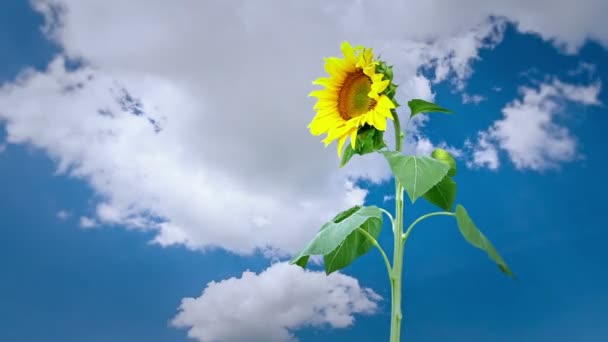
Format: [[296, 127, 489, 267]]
[[308, 41, 396, 157]]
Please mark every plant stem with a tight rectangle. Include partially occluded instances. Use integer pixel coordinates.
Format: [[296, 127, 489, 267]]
[[379, 208, 396, 229], [403, 212, 455, 243], [389, 110, 404, 342], [357, 227, 392, 281]]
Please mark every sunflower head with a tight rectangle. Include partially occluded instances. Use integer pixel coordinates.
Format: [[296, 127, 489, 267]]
[[308, 41, 398, 158]]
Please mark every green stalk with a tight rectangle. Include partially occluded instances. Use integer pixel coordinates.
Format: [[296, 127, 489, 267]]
[[389, 111, 404, 342]]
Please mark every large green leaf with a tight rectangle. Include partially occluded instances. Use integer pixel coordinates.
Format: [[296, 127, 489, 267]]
[[422, 148, 458, 210], [382, 152, 450, 203], [454, 205, 514, 277], [408, 99, 452, 118], [431, 148, 457, 177], [290, 205, 383, 274], [323, 218, 382, 274], [423, 176, 457, 211]]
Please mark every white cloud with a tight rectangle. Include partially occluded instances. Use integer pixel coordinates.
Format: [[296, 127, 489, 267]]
[[552, 79, 602, 105], [466, 133, 500, 170], [1, 0, 602, 255], [79, 216, 97, 228], [568, 62, 597, 77], [491, 0, 608, 53], [0, 0, 513, 257], [462, 93, 486, 104], [0, 0, 605, 337], [469, 80, 601, 170], [96, 202, 126, 224], [412, 136, 436, 156], [56, 210, 71, 220], [171, 262, 381, 342]]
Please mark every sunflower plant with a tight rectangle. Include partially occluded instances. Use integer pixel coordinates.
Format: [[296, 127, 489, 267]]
[[291, 41, 514, 342]]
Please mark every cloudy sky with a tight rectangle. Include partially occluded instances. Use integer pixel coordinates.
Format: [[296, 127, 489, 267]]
[[1, 0, 607, 341]]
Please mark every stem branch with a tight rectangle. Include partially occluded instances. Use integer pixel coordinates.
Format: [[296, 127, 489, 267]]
[[357, 227, 392, 281], [403, 212, 455, 244], [379, 208, 396, 230]]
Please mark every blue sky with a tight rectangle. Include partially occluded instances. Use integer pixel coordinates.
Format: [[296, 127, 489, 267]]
[[1, 1, 607, 341]]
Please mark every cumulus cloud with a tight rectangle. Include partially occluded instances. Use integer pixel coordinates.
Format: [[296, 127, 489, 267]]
[[465, 133, 500, 170], [171, 262, 381, 342], [0, 1, 605, 338], [0, 0, 605, 255], [469, 80, 601, 170], [79, 216, 97, 229], [491, 0, 608, 53], [0, 0, 514, 257]]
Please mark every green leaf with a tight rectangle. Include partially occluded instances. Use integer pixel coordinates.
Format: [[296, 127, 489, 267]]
[[431, 148, 457, 177], [382, 151, 450, 203], [332, 205, 361, 223], [293, 255, 309, 268], [356, 127, 385, 154], [323, 217, 382, 274], [408, 99, 452, 118], [372, 128, 385, 149], [423, 176, 457, 211], [384, 65, 394, 81], [340, 126, 386, 168], [376, 61, 393, 81], [290, 206, 383, 273], [340, 145, 356, 168], [385, 83, 397, 99], [454, 205, 514, 277]]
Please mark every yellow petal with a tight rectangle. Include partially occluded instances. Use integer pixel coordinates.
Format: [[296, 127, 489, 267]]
[[314, 108, 339, 118], [337, 134, 349, 157], [341, 41, 356, 64], [348, 115, 365, 128], [371, 74, 384, 82], [371, 79, 389, 94], [322, 135, 334, 147], [312, 77, 333, 86], [373, 112, 387, 131], [308, 89, 336, 100], [314, 103, 338, 112], [376, 95, 396, 110], [362, 64, 377, 77], [367, 90, 380, 100], [350, 128, 357, 149], [324, 57, 346, 77]]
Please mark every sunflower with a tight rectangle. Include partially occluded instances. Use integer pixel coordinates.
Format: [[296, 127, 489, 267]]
[[308, 41, 396, 157]]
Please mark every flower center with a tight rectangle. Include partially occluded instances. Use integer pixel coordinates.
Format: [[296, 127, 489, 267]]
[[338, 70, 376, 120]]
